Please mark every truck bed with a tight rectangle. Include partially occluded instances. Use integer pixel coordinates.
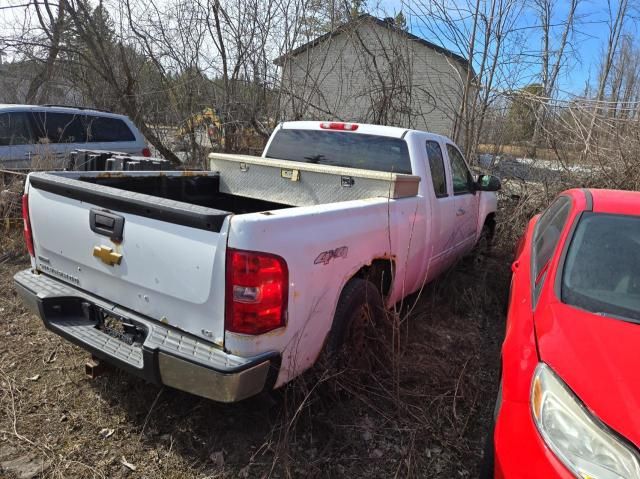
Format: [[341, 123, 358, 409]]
[[28, 171, 292, 235], [79, 171, 290, 214]]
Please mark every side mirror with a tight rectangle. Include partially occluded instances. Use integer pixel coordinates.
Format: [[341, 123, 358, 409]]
[[476, 174, 501, 192]]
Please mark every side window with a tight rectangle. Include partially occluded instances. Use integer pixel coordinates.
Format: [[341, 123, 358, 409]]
[[0, 112, 34, 146], [31, 112, 86, 143], [0, 114, 9, 146], [425, 141, 447, 198], [531, 196, 572, 304], [86, 116, 135, 142], [446, 144, 473, 194]]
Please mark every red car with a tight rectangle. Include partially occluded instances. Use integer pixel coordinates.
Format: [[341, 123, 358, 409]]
[[490, 188, 640, 478]]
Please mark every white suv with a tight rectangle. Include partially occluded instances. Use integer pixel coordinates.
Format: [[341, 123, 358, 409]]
[[0, 105, 149, 168]]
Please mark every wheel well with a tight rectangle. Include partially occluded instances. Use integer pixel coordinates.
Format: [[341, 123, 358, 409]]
[[353, 258, 394, 297], [484, 213, 496, 237]]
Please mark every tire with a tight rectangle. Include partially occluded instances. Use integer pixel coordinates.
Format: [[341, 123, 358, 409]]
[[479, 424, 495, 479], [480, 379, 502, 478], [323, 278, 385, 371]]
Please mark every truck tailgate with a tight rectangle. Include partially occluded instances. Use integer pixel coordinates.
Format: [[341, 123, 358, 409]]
[[27, 172, 230, 346]]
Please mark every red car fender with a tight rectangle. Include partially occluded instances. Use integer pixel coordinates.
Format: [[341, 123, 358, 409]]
[[501, 216, 539, 403]]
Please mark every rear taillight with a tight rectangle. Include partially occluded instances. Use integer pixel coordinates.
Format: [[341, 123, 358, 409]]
[[142, 147, 151, 157], [225, 248, 288, 335], [319, 122, 359, 131], [21, 194, 34, 256]]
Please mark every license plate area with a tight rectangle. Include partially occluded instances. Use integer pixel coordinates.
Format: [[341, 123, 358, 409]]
[[86, 304, 148, 346]]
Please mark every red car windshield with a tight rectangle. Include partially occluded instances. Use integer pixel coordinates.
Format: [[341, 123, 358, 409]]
[[562, 213, 640, 321]]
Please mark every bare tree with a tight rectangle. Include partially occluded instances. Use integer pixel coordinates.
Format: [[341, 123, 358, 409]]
[[583, 0, 630, 154], [24, 0, 67, 103], [531, 0, 580, 145], [408, 0, 529, 159]]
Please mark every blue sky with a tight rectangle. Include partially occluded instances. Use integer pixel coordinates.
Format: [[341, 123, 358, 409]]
[[371, 0, 637, 96]]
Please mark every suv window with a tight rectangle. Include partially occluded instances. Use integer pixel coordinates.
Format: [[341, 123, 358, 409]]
[[86, 116, 136, 142], [426, 140, 447, 197], [446, 144, 473, 194], [265, 129, 412, 174], [532, 196, 572, 304], [0, 112, 34, 146], [31, 112, 86, 143]]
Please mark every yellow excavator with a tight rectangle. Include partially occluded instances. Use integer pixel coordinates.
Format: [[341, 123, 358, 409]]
[[176, 108, 271, 154], [176, 108, 224, 149]]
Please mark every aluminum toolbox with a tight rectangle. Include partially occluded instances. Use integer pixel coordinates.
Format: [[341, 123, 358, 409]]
[[208, 153, 420, 207]]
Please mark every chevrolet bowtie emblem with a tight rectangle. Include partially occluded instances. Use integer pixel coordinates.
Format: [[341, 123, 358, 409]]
[[93, 245, 122, 266]]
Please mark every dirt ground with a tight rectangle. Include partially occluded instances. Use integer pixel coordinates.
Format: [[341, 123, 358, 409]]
[[0, 225, 510, 479]]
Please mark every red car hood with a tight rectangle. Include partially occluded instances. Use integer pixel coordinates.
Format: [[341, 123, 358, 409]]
[[536, 301, 640, 447]]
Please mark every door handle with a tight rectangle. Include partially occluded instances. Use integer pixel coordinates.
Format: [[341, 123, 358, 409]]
[[456, 208, 466, 216]]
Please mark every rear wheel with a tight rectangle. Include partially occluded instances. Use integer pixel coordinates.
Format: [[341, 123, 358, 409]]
[[324, 278, 385, 371]]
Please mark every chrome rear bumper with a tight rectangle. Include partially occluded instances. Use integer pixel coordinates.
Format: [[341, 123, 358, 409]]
[[14, 269, 278, 402]]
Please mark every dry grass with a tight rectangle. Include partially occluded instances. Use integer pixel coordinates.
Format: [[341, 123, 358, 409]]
[[1, 174, 25, 241]]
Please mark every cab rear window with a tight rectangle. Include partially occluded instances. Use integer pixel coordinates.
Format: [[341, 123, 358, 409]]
[[265, 129, 411, 174], [562, 213, 640, 321]]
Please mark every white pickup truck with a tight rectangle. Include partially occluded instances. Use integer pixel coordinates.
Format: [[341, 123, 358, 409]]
[[14, 121, 500, 402]]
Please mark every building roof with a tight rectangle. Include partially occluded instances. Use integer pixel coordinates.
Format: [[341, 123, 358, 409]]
[[273, 14, 470, 72]]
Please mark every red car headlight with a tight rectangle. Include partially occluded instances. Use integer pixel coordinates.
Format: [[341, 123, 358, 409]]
[[531, 363, 640, 479]]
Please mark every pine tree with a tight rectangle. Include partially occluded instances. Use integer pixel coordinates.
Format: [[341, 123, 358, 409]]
[[394, 11, 407, 31]]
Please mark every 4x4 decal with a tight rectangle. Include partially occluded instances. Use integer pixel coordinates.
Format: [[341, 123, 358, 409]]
[[314, 246, 348, 265]]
